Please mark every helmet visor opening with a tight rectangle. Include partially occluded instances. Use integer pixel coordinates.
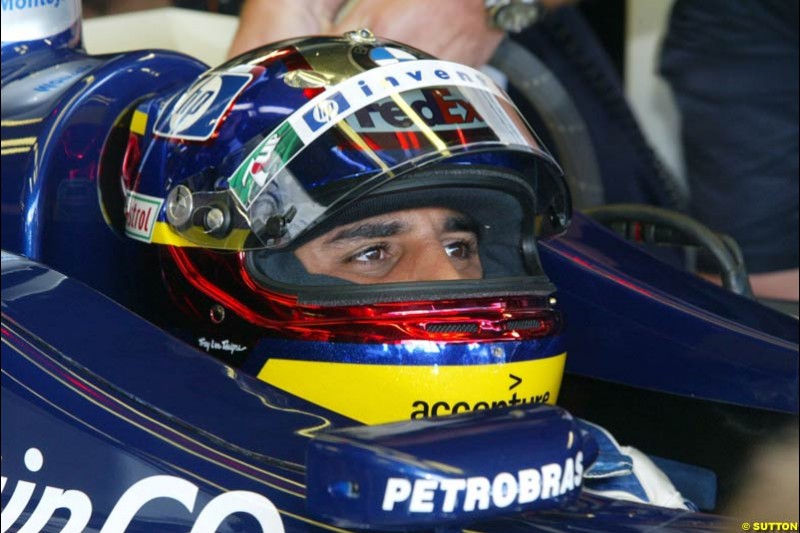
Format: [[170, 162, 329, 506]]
[[244, 165, 556, 306]]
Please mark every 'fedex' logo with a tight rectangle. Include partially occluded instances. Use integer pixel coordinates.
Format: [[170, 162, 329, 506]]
[[352, 88, 484, 132]]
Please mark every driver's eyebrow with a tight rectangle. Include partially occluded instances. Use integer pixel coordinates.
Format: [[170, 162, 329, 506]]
[[325, 220, 407, 244], [445, 215, 479, 235]]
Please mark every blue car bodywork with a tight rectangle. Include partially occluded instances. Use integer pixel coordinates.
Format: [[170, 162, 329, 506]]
[[2, 252, 727, 532], [1, 10, 797, 533]]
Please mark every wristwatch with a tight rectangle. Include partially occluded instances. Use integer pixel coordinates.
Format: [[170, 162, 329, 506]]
[[485, 0, 541, 33]]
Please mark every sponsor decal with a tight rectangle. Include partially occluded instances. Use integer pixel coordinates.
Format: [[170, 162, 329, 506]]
[[257, 353, 566, 425], [227, 121, 302, 207], [198, 337, 247, 355], [248, 135, 282, 188], [154, 71, 252, 141], [124, 191, 163, 243], [1, 0, 80, 43], [382, 452, 584, 513], [409, 391, 551, 419], [1, 447, 285, 532], [2, 0, 62, 11], [350, 45, 417, 69], [352, 88, 484, 132], [369, 47, 417, 66], [227, 60, 521, 210], [0, 61, 96, 118], [30, 63, 92, 92], [301, 91, 351, 133]]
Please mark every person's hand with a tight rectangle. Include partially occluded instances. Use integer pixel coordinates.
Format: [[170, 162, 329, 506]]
[[331, 0, 504, 67], [228, 0, 346, 59]]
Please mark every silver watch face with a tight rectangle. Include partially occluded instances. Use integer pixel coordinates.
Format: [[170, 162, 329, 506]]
[[496, 3, 539, 33]]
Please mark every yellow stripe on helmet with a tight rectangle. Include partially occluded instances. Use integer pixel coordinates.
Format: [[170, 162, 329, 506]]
[[149, 221, 251, 248], [130, 109, 149, 135], [258, 353, 566, 425]]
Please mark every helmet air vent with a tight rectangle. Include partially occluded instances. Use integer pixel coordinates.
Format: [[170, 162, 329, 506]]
[[424, 322, 480, 334], [505, 318, 543, 331]]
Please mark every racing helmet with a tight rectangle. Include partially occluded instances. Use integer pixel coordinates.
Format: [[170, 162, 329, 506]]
[[118, 32, 572, 425]]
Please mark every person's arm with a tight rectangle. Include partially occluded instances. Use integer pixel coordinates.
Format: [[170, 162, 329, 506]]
[[330, 0, 503, 67], [228, 0, 346, 58], [228, 0, 575, 65]]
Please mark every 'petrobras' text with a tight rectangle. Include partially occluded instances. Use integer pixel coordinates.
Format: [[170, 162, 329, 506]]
[[382, 451, 583, 514]]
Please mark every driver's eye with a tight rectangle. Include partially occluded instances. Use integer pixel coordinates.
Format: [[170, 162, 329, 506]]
[[349, 244, 389, 263], [444, 240, 475, 260]]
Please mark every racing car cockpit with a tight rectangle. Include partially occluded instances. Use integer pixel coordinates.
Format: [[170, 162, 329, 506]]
[[3, 4, 796, 527]]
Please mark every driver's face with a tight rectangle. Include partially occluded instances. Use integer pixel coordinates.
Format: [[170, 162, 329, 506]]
[[294, 207, 482, 284]]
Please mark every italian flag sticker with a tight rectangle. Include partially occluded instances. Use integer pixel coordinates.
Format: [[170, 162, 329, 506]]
[[228, 122, 303, 208]]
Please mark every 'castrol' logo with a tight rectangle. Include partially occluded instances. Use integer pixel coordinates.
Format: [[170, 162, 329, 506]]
[[0, 448, 285, 532], [124, 191, 163, 243]]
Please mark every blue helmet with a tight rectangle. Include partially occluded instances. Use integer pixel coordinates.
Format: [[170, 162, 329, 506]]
[[120, 32, 572, 424]]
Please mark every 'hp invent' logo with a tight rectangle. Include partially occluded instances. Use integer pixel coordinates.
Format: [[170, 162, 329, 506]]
[[303, 92, 350, 132]]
